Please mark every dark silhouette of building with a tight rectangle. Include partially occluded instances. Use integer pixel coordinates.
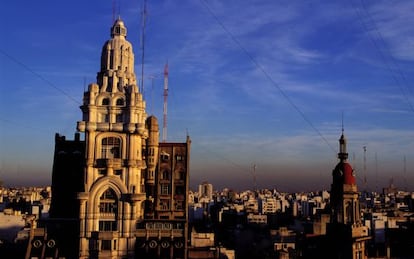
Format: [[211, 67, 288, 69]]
[[326, 130, 370, 259]]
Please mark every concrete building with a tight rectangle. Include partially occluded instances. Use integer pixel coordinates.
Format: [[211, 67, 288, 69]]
[[198, 182, 213, 203], [42, 18, 190, 259]]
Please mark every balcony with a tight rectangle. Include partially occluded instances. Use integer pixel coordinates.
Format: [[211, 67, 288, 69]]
[[95, 158, 122, 168], [135, 229, 183, 238], [91, 231, 118, 239]]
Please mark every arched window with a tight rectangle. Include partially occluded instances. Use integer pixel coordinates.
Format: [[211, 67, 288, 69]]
[[345, 201, 352, 224], [162, 170, 170, 180], [101, 137, 121, 159], [99, 188, 118, 231], [102, 98, 110, 105], [116, 98, 124, 106]]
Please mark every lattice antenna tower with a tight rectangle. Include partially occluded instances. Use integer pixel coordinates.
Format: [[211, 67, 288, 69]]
[[140, 0, 148, 94], [112, 0, 121, 22]]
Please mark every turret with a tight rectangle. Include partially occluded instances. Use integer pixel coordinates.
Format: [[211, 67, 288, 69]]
[[145, 116, 159, 185]]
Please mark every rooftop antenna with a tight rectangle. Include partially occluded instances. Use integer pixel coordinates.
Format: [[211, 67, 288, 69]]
[[112, 0, 120, 22], [403, 155, 407, 191], [375, 152, 378, 193], [252, 163, 257, 192], [363, 146, 367, 191], [140, 0, 148, 94], [162, 62, 169, 142]]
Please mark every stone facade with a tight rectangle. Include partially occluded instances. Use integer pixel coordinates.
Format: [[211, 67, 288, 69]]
[[47, 18, 190, 259]]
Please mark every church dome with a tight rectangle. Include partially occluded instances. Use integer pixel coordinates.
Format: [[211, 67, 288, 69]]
[[333, 162, 356, 185]]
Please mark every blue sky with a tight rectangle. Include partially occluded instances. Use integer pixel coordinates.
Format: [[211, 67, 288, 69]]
[[1, 0, 413, 192]]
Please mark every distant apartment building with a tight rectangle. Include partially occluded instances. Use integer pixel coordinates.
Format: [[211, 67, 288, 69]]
[[198, 181, 213, 203], [261, 197, 278, 214]]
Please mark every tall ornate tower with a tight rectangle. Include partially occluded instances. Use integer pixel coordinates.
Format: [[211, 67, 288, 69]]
[[327, 130, 370, 259], [45, 17, 190, 259], [76, 18, 148, 258]]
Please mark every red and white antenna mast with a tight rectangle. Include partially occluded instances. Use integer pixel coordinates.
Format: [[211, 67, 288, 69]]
[[162, 62, 169, 142]]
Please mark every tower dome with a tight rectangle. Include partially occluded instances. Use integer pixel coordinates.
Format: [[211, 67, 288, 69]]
[[332, 130, 356, 185], [333, 162, 356, 185], [97, 17, 137, 93], [111, 18, 127, 38]]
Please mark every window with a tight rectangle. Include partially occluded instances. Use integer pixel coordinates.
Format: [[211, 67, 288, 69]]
[[102, 113, 109, 123], [101, 137, 121, 159], [114, 169, 122, 176], [102, 98, 110, 105], [160, 184, 170, 195], [161, 153, 169, 161], [99, 189, 118, 231], [175, 186, 185, 196], [176, 155, 184, 161], [175, 201, 184, 210], [159, 200, 170, 210], [161, 170, 170, 180], [98, 169, 107, 175], [109, 50, 114, 70], [179, 171, 186, 180], [116, 113, 123, 122], [101, 240, 112, 251], [116, 99, 124, 106], [99, 189, 117, 214], [99, 221, 117, 231]]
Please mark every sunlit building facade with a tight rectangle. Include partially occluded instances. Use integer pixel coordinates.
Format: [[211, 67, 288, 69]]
[[47, 18, 190, 259]]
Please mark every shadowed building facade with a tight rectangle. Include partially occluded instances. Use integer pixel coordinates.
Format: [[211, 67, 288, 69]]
[[46, 18, 190, 259]]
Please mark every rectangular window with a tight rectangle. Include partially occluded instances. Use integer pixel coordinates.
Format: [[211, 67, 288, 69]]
[[161, 184, 170, 195], [176, 155, 184, 161], [162, 171, 170, 180], [175, 201, 184, 210], [161, 153, 169, 161], [101, 240, 112, 250], [99, 202, 117, 214], [175, 186, 185, 195], [99, 221, 117, 231], [116, 114, 123, 122], [101, 137, 121, 159], [159, 200, 170, 210]]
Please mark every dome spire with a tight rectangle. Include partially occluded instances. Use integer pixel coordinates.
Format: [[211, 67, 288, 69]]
[[338, 116, 348, 162], [111, 17, 127, 38]]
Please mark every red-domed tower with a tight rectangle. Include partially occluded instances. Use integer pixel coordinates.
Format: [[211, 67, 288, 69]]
[[330, 130, 359, 224], [327, 130, 370, 258]]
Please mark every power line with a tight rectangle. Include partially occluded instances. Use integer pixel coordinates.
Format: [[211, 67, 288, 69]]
[[349, 0, 414, 113], [199, 0, 336, 153], [0, 49, 81, 105]]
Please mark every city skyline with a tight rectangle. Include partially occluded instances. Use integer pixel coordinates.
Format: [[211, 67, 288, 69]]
[[1, 0, 414, 192]]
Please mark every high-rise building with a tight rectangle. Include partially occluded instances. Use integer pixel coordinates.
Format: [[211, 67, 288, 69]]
[[44, 18, 190, 259], [326, 130, 370, 259], [198, 181, 213, 203]]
